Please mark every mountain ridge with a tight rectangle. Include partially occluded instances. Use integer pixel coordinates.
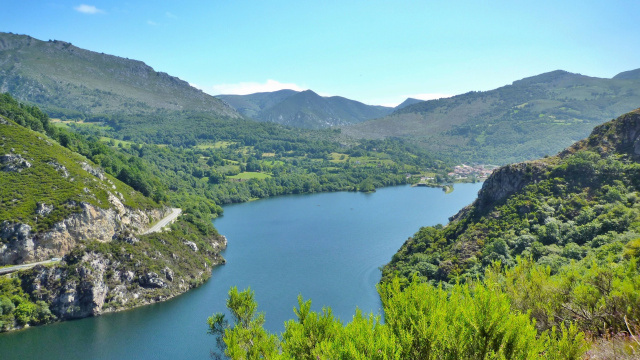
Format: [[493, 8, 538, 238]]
[[345, 69, 640, 164], [0, 32, 240, 118], [218, 89, 394, 129]]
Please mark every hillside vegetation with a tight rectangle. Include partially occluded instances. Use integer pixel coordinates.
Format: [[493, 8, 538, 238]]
[[0, 94, 226, 331], [383, 109, 640, 337], [0, 32, 239, 118], [344, 70, 640, 164], [0, 95, 157, 233]]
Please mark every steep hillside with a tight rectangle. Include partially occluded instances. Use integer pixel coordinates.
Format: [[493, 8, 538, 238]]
[[0, 32, 239, 118], [0, 100, 226, 332], [0, 112, 162, 264], [218, 89, 393, 129], [345, 70, 640, 164], [382, 109, 640, 334]]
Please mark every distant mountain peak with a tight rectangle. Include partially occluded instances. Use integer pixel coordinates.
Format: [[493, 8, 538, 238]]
[[218, 89, 393, 129], [511, 70, 589, 86], [613, 68, 640, 80], [395, 98, 424, 110], [344, 68, 640, 164]]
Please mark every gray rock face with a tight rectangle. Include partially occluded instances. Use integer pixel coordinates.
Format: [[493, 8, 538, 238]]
[[163, 267, 174, 282], [449, 161, 547, 223], [47, 160, 69, 178], [140, 272, 167, 289], [35, 203, 54, 216], [80, 162, 106, 180], [474, 162, 546, 213], [0, 201, 170, 266], [0, 222, 33, 264], [1, 153, 32, 172], [183, 240, 198, 252]]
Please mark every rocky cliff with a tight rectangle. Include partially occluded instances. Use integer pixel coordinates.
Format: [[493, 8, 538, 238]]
[[383, 108, 640, 287], [0, 111, 227, 332], [451, 109, 640, 222], [0, 198, 169, 265], [18, 233, 226, 321]]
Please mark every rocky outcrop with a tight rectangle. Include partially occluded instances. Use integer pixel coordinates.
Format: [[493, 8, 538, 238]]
[[449, 161, 547, 222], [563, 109, 640, 160], [0, 199, 170, 266], [80, 162, 106, 181], [17, 232, 227, 323], [1, 153, 32, 172], [450, 109, 640, 224], [474, 161, 547, 213]]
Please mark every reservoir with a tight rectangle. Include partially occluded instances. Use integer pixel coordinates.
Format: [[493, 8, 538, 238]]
[[0, 183, 482, 359]]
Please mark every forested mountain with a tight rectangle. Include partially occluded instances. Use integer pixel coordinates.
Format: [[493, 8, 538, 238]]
[[0, 94, 226, 331], [216, 89, 299, 119], [218, 89, 393, 129], [0, 32, 239, 119], [344, 69, 640, 164]]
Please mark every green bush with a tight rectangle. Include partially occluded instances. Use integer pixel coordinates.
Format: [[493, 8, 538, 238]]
[[208, 277, 587, 359]]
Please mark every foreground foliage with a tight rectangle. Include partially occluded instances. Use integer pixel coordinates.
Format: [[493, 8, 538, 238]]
[[381, 109, 640, 349], [208, 277, 587, 359]]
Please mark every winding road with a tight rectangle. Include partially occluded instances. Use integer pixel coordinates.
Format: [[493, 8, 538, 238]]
[[142, 208, 182, 234], [0, 208, 182, 275], [0, 259, 61, 275]]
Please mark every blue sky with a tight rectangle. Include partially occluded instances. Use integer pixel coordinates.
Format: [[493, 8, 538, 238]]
[[3, 1, 640, 106]]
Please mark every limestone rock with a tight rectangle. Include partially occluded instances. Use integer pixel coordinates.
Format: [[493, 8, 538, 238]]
[[140, 272, 167, 289], [35, 203, 54, 217], [80, 161, 105, 180], [1, 153, 32, 172], [183, 240, 198, 252], [46, 160, 69, 178], [0, 202, 169, 266], [163, 267, 174, 281]]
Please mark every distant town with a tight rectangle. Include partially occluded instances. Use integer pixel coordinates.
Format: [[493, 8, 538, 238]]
[[447, 164, 499, 180], [414, 164, 499, 187]]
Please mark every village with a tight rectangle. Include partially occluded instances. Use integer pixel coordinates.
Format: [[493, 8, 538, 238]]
[[414, 164, 499, 188], [447, 164, 499, 180]]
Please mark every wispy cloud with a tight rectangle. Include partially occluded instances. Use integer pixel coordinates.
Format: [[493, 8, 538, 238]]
[[410, 93, 454, 101], [74, 4, 105, 14], [194, 79, 306, 96], [147, 20, 157, 26], [166, 11, 177, 19]]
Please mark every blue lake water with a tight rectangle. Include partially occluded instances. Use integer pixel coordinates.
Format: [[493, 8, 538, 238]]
[[0, 183, 482, 359]]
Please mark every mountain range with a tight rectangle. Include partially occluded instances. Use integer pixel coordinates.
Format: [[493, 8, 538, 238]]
[[343, 69, 640, 164], [217, 89, 396, 129], [2, 30, 640, 165]]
